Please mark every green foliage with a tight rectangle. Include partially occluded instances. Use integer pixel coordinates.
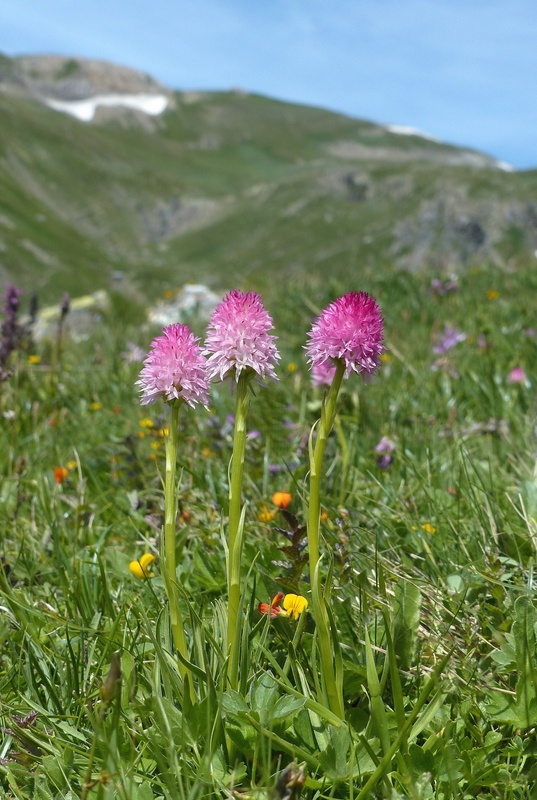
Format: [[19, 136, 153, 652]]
[[1, 262, 537, 797], [393, 579, 422, 673]]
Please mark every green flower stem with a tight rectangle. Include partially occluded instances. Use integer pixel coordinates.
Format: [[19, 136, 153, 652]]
[[282, 608, 308, 679], [227, 372, 250, 688], [308, 360, 345, 580], [163, 401, 194, 702], [307, 359, 346, 720], [311, 562, 345, 719]]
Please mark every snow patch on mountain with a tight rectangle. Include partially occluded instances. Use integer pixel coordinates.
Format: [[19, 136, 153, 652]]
[[386, 124, 515, 171], [386, 124, 440, 143], [45, 93, 169, 122]]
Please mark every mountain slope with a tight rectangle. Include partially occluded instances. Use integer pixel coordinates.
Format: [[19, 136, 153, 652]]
[[0, 54, 536, 303]]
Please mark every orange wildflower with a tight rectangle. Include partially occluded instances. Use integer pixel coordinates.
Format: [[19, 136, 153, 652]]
[[272, 491, 292, 509], [258, 593, 284, 618], [54, 466, 69, 484]]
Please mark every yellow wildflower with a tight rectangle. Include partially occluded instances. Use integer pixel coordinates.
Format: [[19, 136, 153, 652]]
[[282, 594, 308, 620], [66, 460, 78, 470], [487, 290, 500, 300], [421, 523, 436, 535], [158, 427, 169, 437], [258, 504, 276, 523], [28, 354, 41, 365], [129, 553, 156, 580], [287, 362, 298, 373], [139, 417, 154, 429], [90, 402, 102, 411], [202, 446, 215, 458]]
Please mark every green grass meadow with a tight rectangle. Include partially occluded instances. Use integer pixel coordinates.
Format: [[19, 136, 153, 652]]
[[1, 264, 537, 798]]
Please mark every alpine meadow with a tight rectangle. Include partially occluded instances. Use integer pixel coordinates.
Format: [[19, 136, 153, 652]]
[[1, 54, 537, 800]]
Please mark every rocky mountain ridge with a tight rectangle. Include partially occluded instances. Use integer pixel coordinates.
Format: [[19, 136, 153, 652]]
[[0, 53, 170, 101]]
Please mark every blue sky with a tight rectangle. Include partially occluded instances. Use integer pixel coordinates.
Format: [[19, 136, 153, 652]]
[[2, 0, 536, 169]]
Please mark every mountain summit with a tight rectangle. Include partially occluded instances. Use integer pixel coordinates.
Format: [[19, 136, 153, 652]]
[[1, 54, 170, 101]]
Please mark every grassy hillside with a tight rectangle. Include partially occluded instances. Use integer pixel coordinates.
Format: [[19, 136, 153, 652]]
[[1, 58, 536, 307]]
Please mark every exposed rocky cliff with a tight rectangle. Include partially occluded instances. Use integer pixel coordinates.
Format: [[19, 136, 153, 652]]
[[0, 53, 170, 101]]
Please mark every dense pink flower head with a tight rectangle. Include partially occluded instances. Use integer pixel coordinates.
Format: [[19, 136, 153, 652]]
[[306, 291, 384, 380], [136, 324, 210, 408], [204, 290, 280, 382]]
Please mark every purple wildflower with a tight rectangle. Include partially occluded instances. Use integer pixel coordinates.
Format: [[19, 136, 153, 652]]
[[136, 323, 210, 408], [306, 291, 384, 380], [433, 326, 466, 355], [3, 285, 22, 316], [0, 285, 23, 378], [204, 290, 280, 382], [375, 436, 396, 455], [122, 342, 146, 363], [375, 435, 396, 469], [429, 277, 458, 296], [430, 357, 459, 378]]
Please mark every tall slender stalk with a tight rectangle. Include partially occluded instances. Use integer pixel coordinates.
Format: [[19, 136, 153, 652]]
[[307, 361, 345, 579], [202, 290, 280, 689], [163, 400, 194, 702], [307, 359, 345, 719], [305, 291, 384, 721], [227, 373, 249, 689], [136, 324, 210, 704]]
